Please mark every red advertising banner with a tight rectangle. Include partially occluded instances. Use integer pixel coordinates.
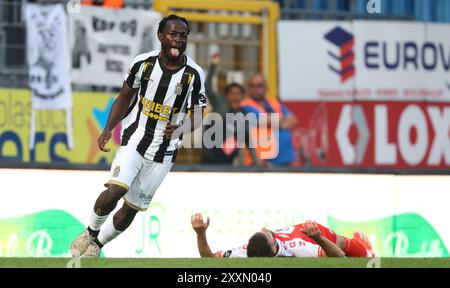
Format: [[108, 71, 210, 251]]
[[285, 102, 450, 170]]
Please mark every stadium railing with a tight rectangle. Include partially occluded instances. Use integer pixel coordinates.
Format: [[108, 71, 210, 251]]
[[1, 161, 449, 175], [280, 8, 414, 21]]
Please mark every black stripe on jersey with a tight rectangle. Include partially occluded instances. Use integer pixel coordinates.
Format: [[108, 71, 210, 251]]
[[171, 149, 178, 163], [136, 70, 172, 156], [125, 59, 146, 88], [188, 68, 201, 111], [153, 67, 193, 163], [121, 56, 157, 146], [122, 90, 138, 120], [121, 93, 143, 146]]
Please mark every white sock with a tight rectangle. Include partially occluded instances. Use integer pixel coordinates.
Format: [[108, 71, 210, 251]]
[[97, 220, 123, 246], [89, 210, 109, 231]]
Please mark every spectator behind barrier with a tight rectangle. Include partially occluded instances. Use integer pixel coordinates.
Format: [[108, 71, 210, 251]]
[[202, 53, 261, 166], [241, 74, 298, 166]]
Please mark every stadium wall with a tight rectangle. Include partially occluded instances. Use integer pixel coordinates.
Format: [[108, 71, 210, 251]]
[[0, 169, 449, 258]]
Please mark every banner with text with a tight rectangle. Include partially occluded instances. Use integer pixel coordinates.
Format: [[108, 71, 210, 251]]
[[69, 6, 161, 86], [0, 170, 449, 258], [285, 101, 450, 170], [0, 89, 120, 164], [25, 4, 72, 110], [278, 21, 450, 102]]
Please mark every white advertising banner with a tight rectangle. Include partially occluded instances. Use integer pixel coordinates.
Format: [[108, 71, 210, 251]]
[[354, 21, 426, 101], [1, 170, 450, 258], [25, 4, 72, 110], [278, 21, 450, 102], [69, 6, 161, 86], [425, 23, 450, 102], [278, 21, 355, 102]]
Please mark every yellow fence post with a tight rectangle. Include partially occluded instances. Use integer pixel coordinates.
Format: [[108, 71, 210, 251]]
[[152, 0, 280, 98]]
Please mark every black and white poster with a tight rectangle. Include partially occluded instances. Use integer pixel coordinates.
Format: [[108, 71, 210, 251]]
[[69, 6, 161, 86], [25, 3, 72, 110]]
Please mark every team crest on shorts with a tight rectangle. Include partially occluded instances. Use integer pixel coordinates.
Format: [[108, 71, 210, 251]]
[[113, 166, 121, 177]]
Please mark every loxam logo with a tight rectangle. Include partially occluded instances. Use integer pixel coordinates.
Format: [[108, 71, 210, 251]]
[[324, 27, 356, 83]]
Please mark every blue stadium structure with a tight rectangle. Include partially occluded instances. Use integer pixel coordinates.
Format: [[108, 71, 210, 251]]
[[277, 0, 450, 22]]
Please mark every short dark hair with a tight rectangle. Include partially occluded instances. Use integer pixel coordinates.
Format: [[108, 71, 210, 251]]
[[247, 233, 275, 257], [224, 83, 245, 96], [158, 14, 190, 35]]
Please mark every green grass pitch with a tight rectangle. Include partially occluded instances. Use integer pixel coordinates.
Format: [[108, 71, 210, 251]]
[[0, 258, 449, 268]]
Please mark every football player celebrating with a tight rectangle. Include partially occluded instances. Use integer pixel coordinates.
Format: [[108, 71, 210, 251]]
[[70, 15, 206, 258]]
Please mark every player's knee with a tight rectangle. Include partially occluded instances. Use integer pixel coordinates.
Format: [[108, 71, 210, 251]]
[[336, 235, 347, 250], [114, 202, 139, 219], [106, 184, 128, 201]]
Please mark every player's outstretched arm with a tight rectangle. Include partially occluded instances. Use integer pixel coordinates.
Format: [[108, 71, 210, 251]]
[[191, 213, 216, 258], [301, 221, 345, 258], [98, 82, 137, 152]]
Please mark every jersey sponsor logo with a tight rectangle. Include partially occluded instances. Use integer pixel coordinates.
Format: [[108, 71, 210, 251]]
[[140, 97, 180, 123]]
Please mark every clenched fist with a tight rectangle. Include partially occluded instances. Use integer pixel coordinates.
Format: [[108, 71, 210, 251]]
[[98, 130, 112, 152]]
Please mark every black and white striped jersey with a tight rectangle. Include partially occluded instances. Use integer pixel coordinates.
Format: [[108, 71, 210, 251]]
[[120, 50, 206, 163]]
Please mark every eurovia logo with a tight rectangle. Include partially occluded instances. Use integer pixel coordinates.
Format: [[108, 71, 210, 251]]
[[324, 27, 355, 83]]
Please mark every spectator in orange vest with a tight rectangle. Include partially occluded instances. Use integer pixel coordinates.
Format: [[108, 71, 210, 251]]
[[82, 0, 124, 8], [241, 74, 298, 166], [202, 53, 261, 166]]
